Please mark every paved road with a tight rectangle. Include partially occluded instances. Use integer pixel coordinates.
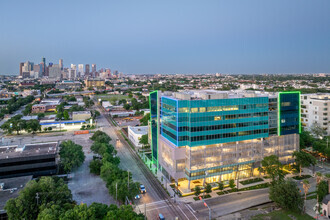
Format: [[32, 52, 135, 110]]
[[190, 189, 270, 218], [97, 108, 199, 220]]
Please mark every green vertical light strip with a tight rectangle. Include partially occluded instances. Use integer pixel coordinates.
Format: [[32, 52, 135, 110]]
[[278, 93, 281, 136], [156, 90, 159, 168], [278, 91, 301, 136], [149, 90, 158, 167]]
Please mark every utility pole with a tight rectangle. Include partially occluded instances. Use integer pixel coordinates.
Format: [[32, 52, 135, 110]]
[[35, 192, 39, 206], [116, 183, 118, 205], [199, 195, 211, 220], [128, 170, 130, 190]]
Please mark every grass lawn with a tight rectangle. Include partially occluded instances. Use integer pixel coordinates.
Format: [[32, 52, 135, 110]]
[[252, 210, 314, 220], [94, 94, 129, 101]]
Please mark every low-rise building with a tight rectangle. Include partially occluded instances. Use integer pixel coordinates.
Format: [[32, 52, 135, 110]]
[[40, 120, 92, 131], [85, 78, 105, 88], [56, 80, 82, 90], [0, 142, 58, 179], [0, 175, 32, 218], [110, 110, 136, 117], [301, 93, 330, 136], [128, 126, 148, 148], [32, 98, 62, 113]]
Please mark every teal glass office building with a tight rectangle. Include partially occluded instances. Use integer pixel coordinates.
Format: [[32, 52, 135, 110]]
[[150, 90, 300, 193]]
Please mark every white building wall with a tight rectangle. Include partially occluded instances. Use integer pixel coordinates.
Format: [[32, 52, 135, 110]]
[[128, 126, 148, 148], [301, 94, 330, 136]]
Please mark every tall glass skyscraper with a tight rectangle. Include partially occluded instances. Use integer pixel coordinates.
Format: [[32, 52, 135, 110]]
[[149, 90, 300, 194]]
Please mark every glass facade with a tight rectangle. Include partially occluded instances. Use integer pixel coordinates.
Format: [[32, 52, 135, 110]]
[[161, 96, 270, 147], [153, 91, 300, 192], [278, 92, 301, 136], [150, 91, 159, 163]]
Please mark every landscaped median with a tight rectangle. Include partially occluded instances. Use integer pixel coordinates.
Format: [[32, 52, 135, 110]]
[[240, 177, 264, 185], [217, 183, 270, 196], [193, 194, 212, 201], [292, 175, 312, 180]]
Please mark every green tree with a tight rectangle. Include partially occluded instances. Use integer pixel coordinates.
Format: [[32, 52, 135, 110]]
[[139, 113, 150, 126], [205, 184, 212, 193], [37, 113, 45, 120], [106, 204, 144, 220], [26, 119, 41, 134], [317, 180, 328, 203], [23, 103, 33, 116], [218, 181, 224, 193], [4, 177, 72, 220], [63, 110, 70, 120], [300, 130, 314, 149], [194, 186, 201, 196], [59, 140, 85, 173], [311, 124, 327, 138], [92, 110, 100, 119], [123, 103, 131, 110], [37, 204, 72, 220], [292, 151, 317, 177], [139, 134, 149, 148], [229, 179, 236, 189], [90, 130, 112, 143], [89, 159, 103, 175], [269, 179, 303, 213], [258, 155, 285, 184]]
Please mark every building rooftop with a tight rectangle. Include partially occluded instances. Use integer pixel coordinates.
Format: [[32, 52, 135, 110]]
[[0, 175, 32, 214], [128, 126, 148, 135], [303, 93, 330, 101], [163, 90, 277, 100], [21, 116, 38, 120], [40, 98, 62, 105], [72, 111, 91, 115], [0, 142, 58, 160]]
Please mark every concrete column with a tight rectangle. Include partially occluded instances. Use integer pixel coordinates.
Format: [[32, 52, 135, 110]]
[[188, 180, 190, 189]]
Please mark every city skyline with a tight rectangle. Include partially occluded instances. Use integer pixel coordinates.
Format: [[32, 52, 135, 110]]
[[1, 0, 330, 75]]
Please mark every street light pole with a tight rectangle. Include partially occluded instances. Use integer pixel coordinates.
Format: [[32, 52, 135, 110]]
[[128, 170, 130, 190], [116, 183, 118, 205]]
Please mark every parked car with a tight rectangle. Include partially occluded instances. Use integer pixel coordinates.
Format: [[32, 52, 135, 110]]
[[140, 184, 146, 194], [158, 213, 165, 220]]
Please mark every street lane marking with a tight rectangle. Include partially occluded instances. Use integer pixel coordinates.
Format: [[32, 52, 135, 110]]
[[144, 205, 169, 212], [186, 204, 196, 213], [177, 205, 190, 220], [185, 204, 198, 220]]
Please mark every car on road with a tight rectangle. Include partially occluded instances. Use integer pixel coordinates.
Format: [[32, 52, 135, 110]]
[[140, 184, 146, 194], [134, 195, 141, 199], [158, 213, 165, 220]]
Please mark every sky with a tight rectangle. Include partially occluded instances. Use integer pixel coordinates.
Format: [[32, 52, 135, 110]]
[[0, 0, 330, 75]]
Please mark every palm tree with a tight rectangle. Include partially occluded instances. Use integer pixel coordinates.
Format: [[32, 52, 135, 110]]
[[324, 173, 330, 193], [302, 180, 311, 213], [315, 172, 323, 215]]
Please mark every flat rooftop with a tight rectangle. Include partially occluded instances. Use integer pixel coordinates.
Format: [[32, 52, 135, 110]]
[[163, 90, 277, 100], [0, 175, 32, 214], [72, 111, 91, 115], [304, 93, 330, 101], [129, 126, 148, 135], [0, 142, 58, 160]]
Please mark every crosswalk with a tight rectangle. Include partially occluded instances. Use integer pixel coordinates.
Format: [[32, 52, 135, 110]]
[[134, 199, 199, 220]]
